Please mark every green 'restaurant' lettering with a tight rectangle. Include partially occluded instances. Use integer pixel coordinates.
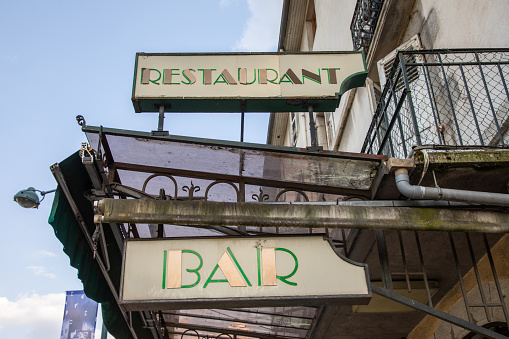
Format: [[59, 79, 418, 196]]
[[198, 69, 216, 85], [322, 67, 341, 84], [142, 67, 341, 85], [238, 68, 257, 85], [280, 69, 302, 84], [181, 69, 196, 85], [302, 69, 321, 84], [163, 69, 180, 85], [141, 68, 161, 85], [214, 69, 237, 85]]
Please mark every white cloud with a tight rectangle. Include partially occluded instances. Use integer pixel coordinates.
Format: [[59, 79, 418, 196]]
[[33, 250, 57, 258], [26, 265, 57, 279], [234, 0, 284, 52], [0, 293, 64, 338]]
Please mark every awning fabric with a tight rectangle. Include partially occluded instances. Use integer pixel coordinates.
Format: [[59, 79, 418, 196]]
[[48, 152, 151, 339]]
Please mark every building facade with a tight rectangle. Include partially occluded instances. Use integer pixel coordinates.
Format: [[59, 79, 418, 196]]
[[46, 1, 509, 338], [267, 0, 509, 338]]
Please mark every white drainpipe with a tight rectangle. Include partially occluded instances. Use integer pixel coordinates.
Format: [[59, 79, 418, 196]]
[[395, 168, 509, 207]]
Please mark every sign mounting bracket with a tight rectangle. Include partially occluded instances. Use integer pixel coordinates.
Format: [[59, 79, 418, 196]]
[[152, 104, 170, 136]]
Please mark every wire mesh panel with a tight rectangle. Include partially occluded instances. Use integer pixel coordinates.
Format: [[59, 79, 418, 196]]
[[362, 49, 509, 157]]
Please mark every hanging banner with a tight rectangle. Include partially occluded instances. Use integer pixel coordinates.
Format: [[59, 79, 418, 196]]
[[60, 290, 98, 339], [120, 236, 371, 310], [132, 52, 367, 113]]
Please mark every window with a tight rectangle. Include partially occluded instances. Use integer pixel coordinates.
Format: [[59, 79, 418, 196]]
[[290, 112, 299, 147], [366, 77, 382, 116], [377, 34, 423, 90], [324, 112, 335, 150]]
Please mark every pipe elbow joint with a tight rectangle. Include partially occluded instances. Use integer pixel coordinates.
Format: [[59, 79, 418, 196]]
[[395, 172, 419, 199]]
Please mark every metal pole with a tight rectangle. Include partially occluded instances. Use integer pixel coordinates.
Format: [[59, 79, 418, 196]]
[[399, 53, 422, 146], [307, 105, 318, 148], [240, 99, 246, 143], [158, 105, 165, 132], [422, 61, 445, 145], [157, 188, 165, 238], [459, 65, 484, 145], [240, 112, 245, 142], [475, 53, 505, 146], [372, 285, 506, 339], [437, 53, 463, 145], [375, 230, 392, 290]]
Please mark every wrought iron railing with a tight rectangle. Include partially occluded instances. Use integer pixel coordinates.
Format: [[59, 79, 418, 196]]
[[350, 0, 384, 54], [362, 49, 509, 158]]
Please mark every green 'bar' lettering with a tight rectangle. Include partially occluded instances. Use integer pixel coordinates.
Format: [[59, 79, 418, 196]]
[[227, 247, 251, 286], [257, 247, 261, 286], [162, 250, 167, 289], [275, 248, 298, 286], [181, 250, 203, 289], [203, 264, 228, 288]]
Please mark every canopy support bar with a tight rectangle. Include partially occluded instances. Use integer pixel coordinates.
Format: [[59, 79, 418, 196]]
[[372, 285, 505, 339], [95, 198, 509, 233]]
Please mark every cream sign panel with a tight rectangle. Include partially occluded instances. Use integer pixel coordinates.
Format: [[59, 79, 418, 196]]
[[131, 52, 367, 113], [121, 236, 371, 310]]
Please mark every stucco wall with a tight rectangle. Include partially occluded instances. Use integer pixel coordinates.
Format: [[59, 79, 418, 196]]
[[403, 0, 509, 49], [312, 0, 369, 152], [338, 87, 373, 152], [312, 0, 355, 51]]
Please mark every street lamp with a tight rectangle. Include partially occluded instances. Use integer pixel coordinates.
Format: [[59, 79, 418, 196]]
[[13, 187, 56, 209]]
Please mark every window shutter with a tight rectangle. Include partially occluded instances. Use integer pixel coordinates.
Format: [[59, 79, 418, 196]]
[[377, 34, 423, 90]]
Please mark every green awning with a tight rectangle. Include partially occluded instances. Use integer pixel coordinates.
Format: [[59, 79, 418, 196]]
[[48, 151, 151, 339]]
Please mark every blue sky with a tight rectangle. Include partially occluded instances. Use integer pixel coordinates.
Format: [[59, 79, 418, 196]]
[[0, 0, 283, 337]]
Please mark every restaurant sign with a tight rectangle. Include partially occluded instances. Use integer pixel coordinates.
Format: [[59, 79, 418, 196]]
[[120, 236, 371, 310], [132, 52, 367, 113]]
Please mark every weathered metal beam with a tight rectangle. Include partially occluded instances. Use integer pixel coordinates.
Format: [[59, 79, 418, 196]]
[[95, 199, 509, 233], [371, 285, 506, 339]]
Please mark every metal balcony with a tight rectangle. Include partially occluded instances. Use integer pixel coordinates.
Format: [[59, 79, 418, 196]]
[[362, 49, 509, 158], [350, 0, 384, 54]]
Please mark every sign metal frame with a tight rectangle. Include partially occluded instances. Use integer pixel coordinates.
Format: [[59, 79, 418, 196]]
[[131, 52, 368, 113], [119, 235, 371, 311]]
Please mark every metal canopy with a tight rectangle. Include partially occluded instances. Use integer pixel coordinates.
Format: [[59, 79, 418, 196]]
[[46, 125, 509, 339], [84, 125, 385, 197], [79, 125, 388, 339]]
